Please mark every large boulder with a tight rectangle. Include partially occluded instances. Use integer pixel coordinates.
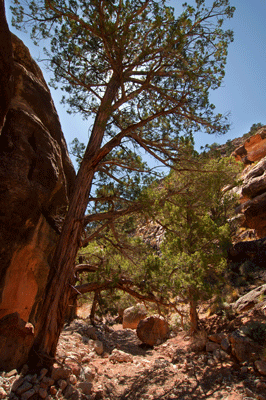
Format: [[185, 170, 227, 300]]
[[136, 315, 169, 346], [122, 304, 147, 329], [232, 284, 266, 314], [0, 21, 75, 369], [0, 313, 35, 371], [229, 330, 263, 363]]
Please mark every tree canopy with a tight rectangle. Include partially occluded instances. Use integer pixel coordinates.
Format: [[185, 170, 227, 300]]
[[11, 0, 236, 236], [12, 0, 235, 165]]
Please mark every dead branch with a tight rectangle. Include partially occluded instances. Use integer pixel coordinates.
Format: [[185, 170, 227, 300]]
[[75, 264, 99, 273], [74, 277, 186, 319]]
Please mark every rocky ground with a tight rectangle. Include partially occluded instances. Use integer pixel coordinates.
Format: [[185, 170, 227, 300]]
[[1, 286, 266, 400]]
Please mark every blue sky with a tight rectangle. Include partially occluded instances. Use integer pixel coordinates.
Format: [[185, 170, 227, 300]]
[[5, 0, 266, 154]]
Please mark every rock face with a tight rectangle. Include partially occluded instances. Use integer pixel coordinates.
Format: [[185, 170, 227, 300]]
[[0, 313, 35, 372], [122, 304, 147, 329], [231, 127, 266, 237], [232, 127, 266, 165], [136, 221, 164, 251], [0, 22, 75, 369], [136, 315, 169, 346], [0, 0, 14, 131], [235, 158, 266, 237]]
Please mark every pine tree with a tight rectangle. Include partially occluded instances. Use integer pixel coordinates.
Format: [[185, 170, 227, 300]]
[[10, 0, 235, 362], [144, 154, 241, 333]]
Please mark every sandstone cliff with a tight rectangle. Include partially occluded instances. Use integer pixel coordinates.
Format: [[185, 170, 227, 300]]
[[0, 0, 13, 131], [0, 16, 76, 369], [232, 127, 266, 165], [232, 127, 266, 238]]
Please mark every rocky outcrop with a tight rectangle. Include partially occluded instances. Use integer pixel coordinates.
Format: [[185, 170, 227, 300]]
[[230, 127, 266, 237], [235, 158, 266, 237], [0, 22, 75, 369], [122, 304, 147, 329], [136, 221, 165, 252], [232, 127, 266, 165], [232, 284, 266, 314], [0, 313, 35, 372]]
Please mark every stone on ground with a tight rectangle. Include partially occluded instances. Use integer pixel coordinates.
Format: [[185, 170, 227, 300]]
[[122, 304, 147, 329], [109, 349, 133, 363], [136, 315, 169, 346]]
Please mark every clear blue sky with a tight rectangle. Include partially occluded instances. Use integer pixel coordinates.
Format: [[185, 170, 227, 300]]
[[5, 0, 266, 154]]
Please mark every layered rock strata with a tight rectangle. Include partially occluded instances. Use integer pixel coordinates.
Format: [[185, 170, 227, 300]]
[[231, 127, 266, 237]]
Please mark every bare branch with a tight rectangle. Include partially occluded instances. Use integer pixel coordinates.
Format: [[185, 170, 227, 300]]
[[74, 276, 186, 318], [83, 203, 142, 225], [81, 222, 109, 247], [75, 264, 98, 273]]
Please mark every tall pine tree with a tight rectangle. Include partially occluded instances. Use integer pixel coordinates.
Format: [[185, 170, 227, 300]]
[[11, 0, 235, 362]]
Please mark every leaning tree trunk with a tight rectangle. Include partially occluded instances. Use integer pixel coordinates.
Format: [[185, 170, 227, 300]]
[[30, 162, 98, 365], [29, 77, 120, 365]]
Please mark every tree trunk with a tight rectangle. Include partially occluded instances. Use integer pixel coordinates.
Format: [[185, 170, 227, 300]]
[[65, 295, 78, 323], [29, 76, 120, 365], [90, 291, 99, 325], [189, 298, 199, 335]]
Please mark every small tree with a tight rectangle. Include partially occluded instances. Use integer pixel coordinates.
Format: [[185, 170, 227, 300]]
[[10, 0, 235, 362], [144, 154, 241, 333], [243, 122, 265, 140]]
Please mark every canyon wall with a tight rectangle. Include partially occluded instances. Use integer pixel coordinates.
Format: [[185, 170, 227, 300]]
[[0, 7, 76, 370], [232, 127, 266, 238]]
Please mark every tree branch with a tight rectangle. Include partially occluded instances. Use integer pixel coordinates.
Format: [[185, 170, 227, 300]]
[[74, 276, 186, 318]]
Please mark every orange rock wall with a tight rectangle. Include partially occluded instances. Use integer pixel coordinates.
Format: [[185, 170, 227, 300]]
[[0, 25, 75, 369], [232, 128, 266, 165], [233, 128, 266, 238]]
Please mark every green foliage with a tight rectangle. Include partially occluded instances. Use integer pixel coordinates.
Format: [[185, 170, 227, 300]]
[[70, 137, 85, 165], [200, 142, 222, 157], [243, 122, 265, 140], [144, 152, 241, 312], [11, 0, 235, 143]]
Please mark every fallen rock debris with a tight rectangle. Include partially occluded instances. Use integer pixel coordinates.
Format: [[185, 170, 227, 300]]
[[1, 316, 266, 400]]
